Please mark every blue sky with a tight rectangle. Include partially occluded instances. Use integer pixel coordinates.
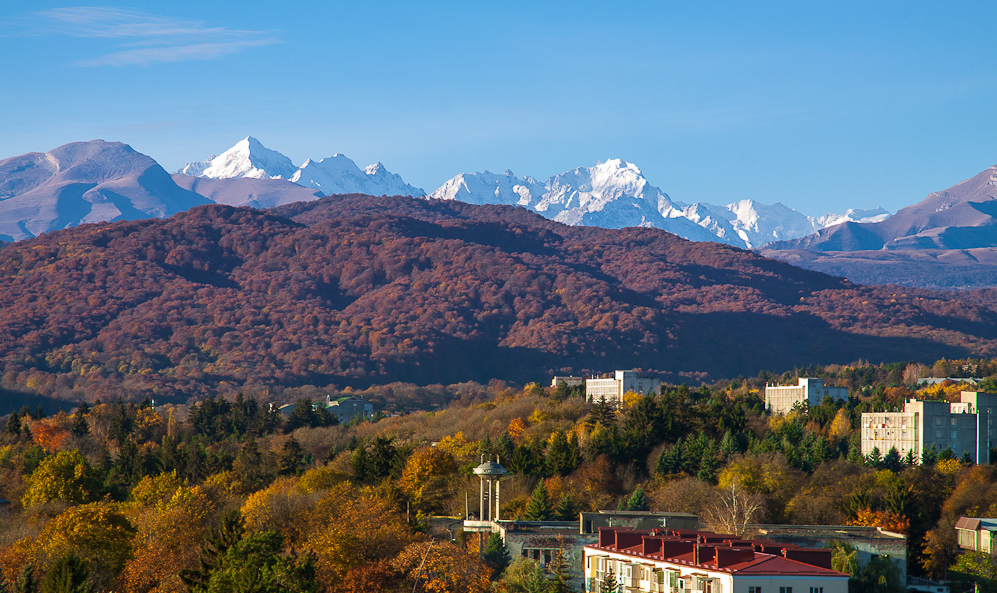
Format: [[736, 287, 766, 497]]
[[1, 1, 995, 215]]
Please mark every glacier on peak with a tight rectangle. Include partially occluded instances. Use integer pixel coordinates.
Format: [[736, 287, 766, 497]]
[[197, 137, 297, 180], [430, 161, 891, 249], [178, 138, 424, 197]]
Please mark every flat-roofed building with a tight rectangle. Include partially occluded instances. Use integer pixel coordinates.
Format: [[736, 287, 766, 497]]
[[860, 391, 997, 463], [765, 378, 848, 415], [552, 376, 585, 388], [586, 370, 660, 406], [584, 528, 848, 593]]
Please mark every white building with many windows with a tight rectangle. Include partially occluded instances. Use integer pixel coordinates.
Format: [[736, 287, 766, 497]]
[[860, 391, 997, 463], [586, 370, 660, 406], [584, 528, 848, 593], [764, 379, 848, 415]]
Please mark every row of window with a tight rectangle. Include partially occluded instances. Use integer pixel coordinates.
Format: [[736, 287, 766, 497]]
[[748, 587, 824, 593]]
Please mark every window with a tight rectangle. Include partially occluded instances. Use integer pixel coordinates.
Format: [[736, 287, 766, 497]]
[[952, 431, 958, 439], [749, 588, 762, 593], [810, 588, 823, 593], [936, 430, 942, 438], [936, 418, 943, 426], [780, 587, 793, 593], [952, 418, 958, 426]]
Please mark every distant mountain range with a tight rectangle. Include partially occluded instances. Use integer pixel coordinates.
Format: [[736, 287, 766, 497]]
[[428, 161, 889, 249], [0, 138, 883, 248], [762, 163, 997, 289]]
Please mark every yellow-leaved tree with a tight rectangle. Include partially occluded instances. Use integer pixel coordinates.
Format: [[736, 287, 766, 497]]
[[120, 483, 216, 593], [21, 449, 101, 507], [305, 483, 412, 587], [36, 501, 136, 587], [400, 447, 458, 510], [391, 540, 491, 593]]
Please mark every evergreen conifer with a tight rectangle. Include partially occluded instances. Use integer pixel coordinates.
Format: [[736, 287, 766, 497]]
[[525, 482, 553, 521], [626, 487, 649, 511]]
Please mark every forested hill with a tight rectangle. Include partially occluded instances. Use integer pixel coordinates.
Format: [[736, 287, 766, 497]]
[[2, 194, 997, 403]]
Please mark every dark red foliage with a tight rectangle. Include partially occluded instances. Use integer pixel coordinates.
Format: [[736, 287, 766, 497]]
[[1, 195, 997, 402]]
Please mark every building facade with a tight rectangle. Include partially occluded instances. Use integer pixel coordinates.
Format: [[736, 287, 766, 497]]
[[765, 379, 849, 415], [325, 394, 375, 424], [955, 517, 997, 553], [586, 370, 660, 406], [584, 528, 848, 593], [860, 391, 997, 463], [552, 376, 585, 388]]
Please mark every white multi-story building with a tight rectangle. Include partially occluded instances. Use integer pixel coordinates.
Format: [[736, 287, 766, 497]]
[[586, 370, 660, 406], [860, 391, 997, 463], [584, 528, 848, 593], [764, 378, 849, 415]]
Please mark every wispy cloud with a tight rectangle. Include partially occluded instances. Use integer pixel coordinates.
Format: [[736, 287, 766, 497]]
[[21, 6, 279, 66]]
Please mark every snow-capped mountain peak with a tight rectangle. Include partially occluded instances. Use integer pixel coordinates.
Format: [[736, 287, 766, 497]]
[[431, 160, 891, 249], [195, 136, 297, 180], [179, 139, 424, 197]]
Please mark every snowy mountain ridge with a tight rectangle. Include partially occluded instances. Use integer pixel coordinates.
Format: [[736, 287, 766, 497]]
[[429, 161, 891, 249], [178, 138, 425, 197]]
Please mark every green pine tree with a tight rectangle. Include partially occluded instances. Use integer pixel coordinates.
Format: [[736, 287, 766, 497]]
[[865, 446, 883, 468], [482, 533, 512, 574], [626, 487, 649, 511], [548, 547, 573, 593], [525, 482, 553, 521], [524, 562, 549, 593], [555, 493, 579, 521], [180, 510, 246, 592], [601, 568, 618, 593], [15, 564, 37, 593], [278, 436, 305, 476], [40, 552, 91, 593]]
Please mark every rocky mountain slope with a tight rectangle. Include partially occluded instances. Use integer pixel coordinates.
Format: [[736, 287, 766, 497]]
[[1, 194, 995, 402], [0, 141, 210, 242], [763, 162, 997, 288]]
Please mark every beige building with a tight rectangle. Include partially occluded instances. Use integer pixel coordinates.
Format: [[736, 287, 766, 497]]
[[584, 528, 848, 593], [860, 391, 997, 463], [552, 375, 585, 388], [956, 517, 997, 553], [765, 378, 849, 415], [586, 370, 660, 406]]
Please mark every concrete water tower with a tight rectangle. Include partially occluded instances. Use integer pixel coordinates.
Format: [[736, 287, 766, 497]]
[[473, 456, 508, 521]]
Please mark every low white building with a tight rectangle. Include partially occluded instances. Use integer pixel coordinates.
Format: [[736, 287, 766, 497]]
[[586, 370, 660, 406], [765, 378, 848, 415], [552, 376, 585, 388], [584, 528, 848, 593]]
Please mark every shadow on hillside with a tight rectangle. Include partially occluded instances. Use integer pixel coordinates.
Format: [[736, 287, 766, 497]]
[[666, 310, 972, 377], [0, 387, 79, 418]]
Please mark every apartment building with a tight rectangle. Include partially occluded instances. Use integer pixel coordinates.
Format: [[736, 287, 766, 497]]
[[764, 378, 849, 415], [584, 528, 848, 593], [586, 370, 660, 406], [860, 391, 997, 463]]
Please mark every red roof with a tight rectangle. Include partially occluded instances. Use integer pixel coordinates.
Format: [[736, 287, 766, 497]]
[[585, 528, 848, 578]]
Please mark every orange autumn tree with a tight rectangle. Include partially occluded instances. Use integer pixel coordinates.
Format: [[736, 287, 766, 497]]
[[304, 483, 412, 587], [32, 413, 72, 453], [391, 541, 491, 593], [847, 508, 909, 534], [120, 483, 216, 593]]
